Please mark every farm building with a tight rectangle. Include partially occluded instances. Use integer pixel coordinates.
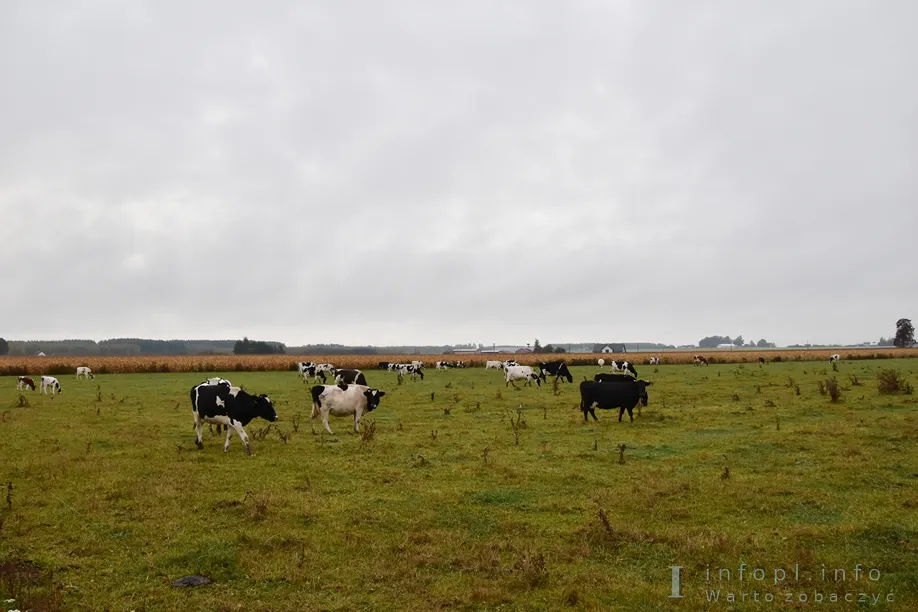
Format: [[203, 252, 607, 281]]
[[593, 344, 626, 354]]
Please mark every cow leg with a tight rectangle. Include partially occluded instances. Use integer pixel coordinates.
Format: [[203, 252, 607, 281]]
[[353, 410, 361, 433], [224, 425, 234, 452], [618, 407, 624, 422], [322, 413, 334, 435], [229, 421, 252, 456], [628, 408, 634, 422], [194, 412, 204, 449]]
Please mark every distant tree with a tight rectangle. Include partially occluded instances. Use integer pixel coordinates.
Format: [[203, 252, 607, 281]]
[[894, 319, 915, 348], [733, 335, 744, 347], [543, 344, 554, 353], [699, 336, 732, 348], [556, 346, 567, 354], [233, 337, 283, 355], [533, 338, 543, 353], [0, 337, 8, 355]]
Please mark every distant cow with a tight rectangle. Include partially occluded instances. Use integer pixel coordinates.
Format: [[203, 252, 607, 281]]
[[75, 366, 94, 380], [597, 358, 605, 367], [502, 360, 518, 370], [17, 376, 35, 391], [693, 355, 709, 366], [300, 365, 327, 384], [40, 376, 62, 394], [648, 357, 660, 365], [538, 361, 573, 383], [334, 368, 368, 386], [580, 379, 652, 423], [435, 361, 451, 370], [505, 365, 542, 389], [411, 360, 424, 369], [758, 357, 766, 364], [610, 360, 638, 377], [394, 363, 424, 380], [191, 381, 277, 455], [486, 360, 503, 370], [829, 354, 840, 363], [453, 361, 467, 368], [378, 361, 390, 370], [297, 362, 316, 376], [310, 384, 386, 434]]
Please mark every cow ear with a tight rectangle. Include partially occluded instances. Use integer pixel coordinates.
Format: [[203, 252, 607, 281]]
[[377, 391, 386, 397]]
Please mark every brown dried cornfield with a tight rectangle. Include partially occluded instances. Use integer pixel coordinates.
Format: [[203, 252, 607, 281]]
[[1, 347, 916, 376]]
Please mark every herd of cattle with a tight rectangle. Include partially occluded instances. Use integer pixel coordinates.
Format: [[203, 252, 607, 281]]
[[11, 352, 848, 455]]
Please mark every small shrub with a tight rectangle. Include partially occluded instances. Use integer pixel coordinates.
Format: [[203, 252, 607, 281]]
[[848, 374, 862, 386], [816, 381, 827, 396], [877, 369, 908, 394], [826, 378, 841, 402]]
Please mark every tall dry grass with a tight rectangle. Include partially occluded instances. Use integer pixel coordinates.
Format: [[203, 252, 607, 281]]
[[1, 348, 915, 376]]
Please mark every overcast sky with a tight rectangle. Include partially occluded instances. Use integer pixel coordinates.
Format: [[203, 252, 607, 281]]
[[1, 1, 915, 347]]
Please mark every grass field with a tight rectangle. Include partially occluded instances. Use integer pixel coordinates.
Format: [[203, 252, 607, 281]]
[[2, 358, 917, 611]]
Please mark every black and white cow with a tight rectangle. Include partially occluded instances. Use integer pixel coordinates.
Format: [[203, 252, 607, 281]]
[[297, 362, 316, 376], [502, 360, 518, 370], [580, 379, 652, 423], [40, 376, 62, 394], [610, 360, 638, 377], [538, 361, 573, 383], [199, 377, 235, 436], [454, 361, 467, 368], [17, 376, 36, 391], [190, 381, 277, 455], [334, 368, 368, 386], [76, 366, 94, 380], [394, 363, 424, 380], [758, 357, 766, 364], [829, 354, 840, 363], [310, 384, 386, 434], [505, 365, 541, 388], [300, 365, 327, 384], [693, 355, 709, 366], [435, 361, 451, 370], [648, 357, 661, 365]]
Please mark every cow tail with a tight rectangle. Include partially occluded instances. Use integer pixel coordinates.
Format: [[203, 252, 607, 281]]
[[310, 385, 324, 418]]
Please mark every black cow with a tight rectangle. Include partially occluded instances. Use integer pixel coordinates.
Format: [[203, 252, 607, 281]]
[[334, 368, 368, 385], [378, 361, 390, 370], [579, 379, 652, 423], [539, 361, 573, 383], [594, 373, 639, 384], [191, 381, 278, 455], [758, 357, 766, 364]]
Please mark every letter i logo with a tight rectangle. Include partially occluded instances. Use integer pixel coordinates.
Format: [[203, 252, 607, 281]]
[[669, 566, 684, 598]]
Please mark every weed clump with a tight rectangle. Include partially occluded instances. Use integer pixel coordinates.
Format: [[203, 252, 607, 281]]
[[877, 369, 913, 394]]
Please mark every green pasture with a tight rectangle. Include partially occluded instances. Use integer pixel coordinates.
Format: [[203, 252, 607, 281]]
[[1, 360, 917, 610]]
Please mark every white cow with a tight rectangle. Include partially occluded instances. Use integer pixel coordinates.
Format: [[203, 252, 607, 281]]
[[310, 384, 386, 434], [505, 365, 542, 389], [411, 360, 424, 369], [597, 358, 605, 367], [486, 360, 503, 370], [76, 366, 94, 380], [648, 357, 660, 365], [40, 376, 62, 394]]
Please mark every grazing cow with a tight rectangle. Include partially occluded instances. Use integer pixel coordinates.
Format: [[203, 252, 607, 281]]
[[334, 368, 368, 386], [648, 357, 660, 365], [693, 355, 709, 366], [300, 365, 327, 384], [40, 376, 62, 394], [486, 360, 503, 370], [297, 362, 316, 376], [580, 379, 652, 423], [505, 365, 542, 389], [191, 381, 277, 455], [378, 361, 390, 370], [75, 366, 94, 380], [310, 384, 386, 434], [594, 373, 642, 384], [17, 376, 36, 391], [199, 377, 234, 436], [502, 360, 518, 370], [610, 360, 638, 377], [758, 357, 766, 364], [538, 361, 573, 383], [454, 361, 467, 368], [597, 358, 605, 367], [394, 363, 424, 380], [829, 354, 840, 363], [436, 361, 451, 370]]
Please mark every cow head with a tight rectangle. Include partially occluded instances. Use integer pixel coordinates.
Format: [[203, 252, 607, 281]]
[[256, 394, 278, 422], [531, 374, 541, 387], [636, 380, 652, 406], [363, 388, 386, 411]]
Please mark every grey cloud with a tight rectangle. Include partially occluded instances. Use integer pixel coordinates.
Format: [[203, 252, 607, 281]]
[[1, 0, 915, 346]]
